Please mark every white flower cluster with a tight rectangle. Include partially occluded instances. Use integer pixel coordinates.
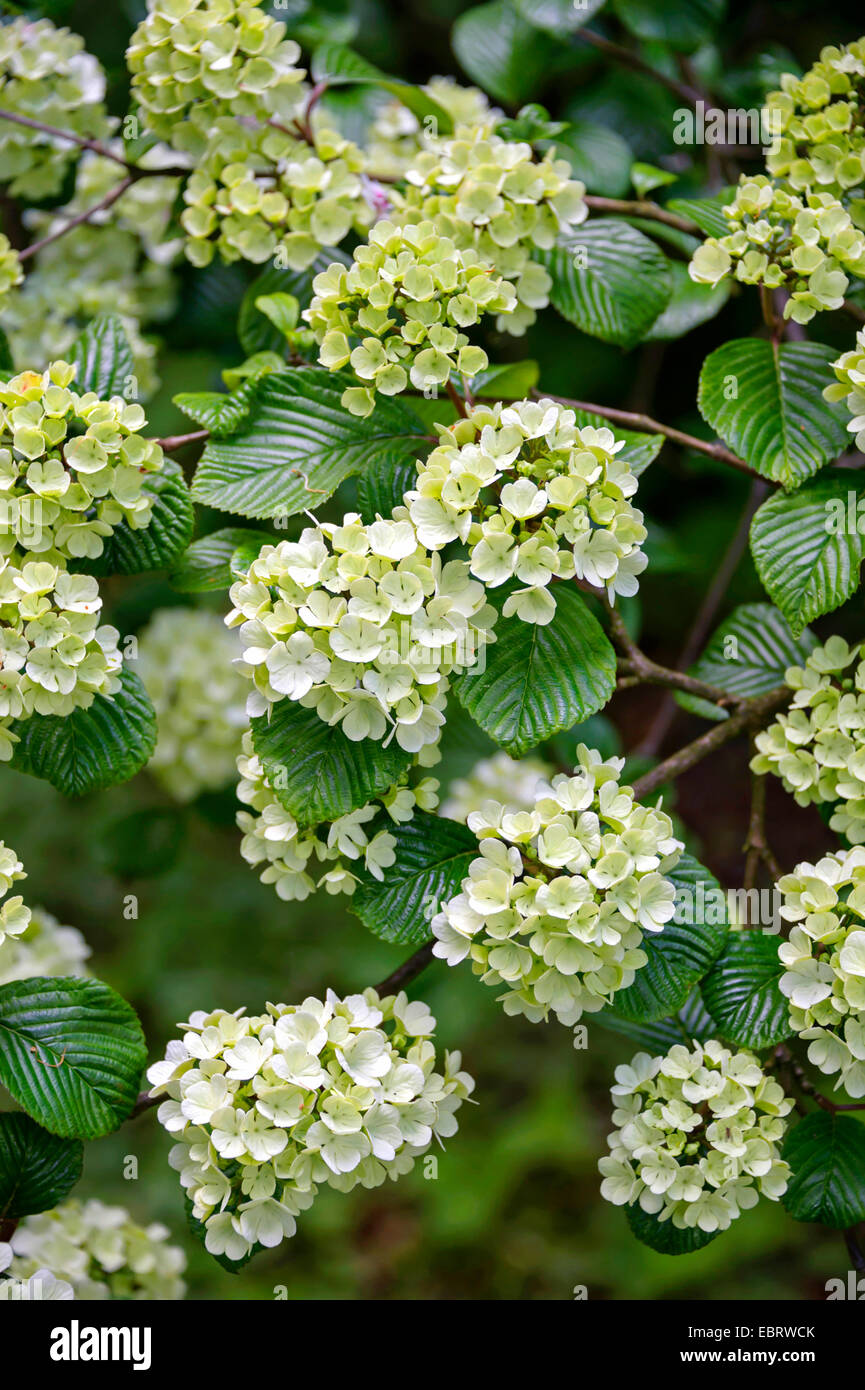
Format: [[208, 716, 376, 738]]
[[751, 636, 865, 844], [137, 607, 248, 802], [2, 1199, 186, 1300], [226, 514, 494, 751], [0, 840, 29, 948], [441, 750, 552, 822], [236, 729, 439, 901], [825, 325, 865, 454], [147, 991, 474, 1262], [778, 848, 865, 1097], [0, 904, 90, 986], [599, 1042, 792, 1233], [432, 746, 683, 1026], [366, 78, 499, 182], [0, 1241, 72, 1301], [307, 218, 516, 418], [0, 17, 111, 200], [400, 123, 587, 334], [406, 398, 647, 622]]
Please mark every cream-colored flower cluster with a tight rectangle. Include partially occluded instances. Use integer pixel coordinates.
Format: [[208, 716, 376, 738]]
[[3, 1199, 186, 1300], [306, 219, 517, 418], [432, 746, 683, 1027], [598, 1042, 792, 1233], [751, 636, 865, 844], [236, 729, 439, 901], [0, 17, 111, 200], [0, 840, 29, 948], [137, 608, 248, 802], [0, 904, 90, 986], [441, 750, 552, 822], [778, 848, 865, 1098], [766, 38, 865, 200], [399, 123, 587, 334], [226, 514, 494, 751], [825, 324, 865, 454], [0, 362, 165, 563], [689, 175, 865, 323], [406, 398, 647, 622], [147, 991, 474, 1262], [366, 78, 499, 181], [0, 234, 22, 306]]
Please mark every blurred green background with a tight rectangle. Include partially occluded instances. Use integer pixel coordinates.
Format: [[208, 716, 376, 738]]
[[4, 0, 865, 1299]]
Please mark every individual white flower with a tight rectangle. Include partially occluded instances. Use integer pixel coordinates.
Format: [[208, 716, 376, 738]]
[[148, 990, 474, 1260]]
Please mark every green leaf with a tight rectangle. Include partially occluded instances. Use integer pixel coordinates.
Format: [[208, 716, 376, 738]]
[[190, 368, 429, 520], [237, 251, 352, 356], [495, 104, 568, 144], [514, 0, 606, 31], [613, 853, 730, 1022], [311, 42, 452, 132], [701, 932, 792, 1049], [749, 471, 865, 636], [451, 584, 616, 757], [595, 987, 719, 1052], [250, 701, 413, 829], [469, 360, 540, 400], [627, 1203, 720, 1255], [0, 1113, 83, 1219], [452, 0, 562, 106], [0, 976, 147, 1140], [567, 407, 664, 476], [356, 454, 418, 523], [678, 603, 817, 723], [698, 338, 850, 489], [173, 386, 256, 437], [782, 1112, 865, 1228], [613, 0, 726, 51], [631, 162, 677, 198], [255, 292, 300, 335], [170, 526, 273, 593], [537, 220, 673, 348], [645, 262, 730, 341], [667, 188, 737, 238], [78, 460, 194, 576], [10, 668, 157, 797], [351, 814, 476, 945], [553, 121, 633, 198], [69, 314, 135, 397]]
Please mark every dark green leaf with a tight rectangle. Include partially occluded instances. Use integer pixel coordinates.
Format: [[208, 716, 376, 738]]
[[537, 219, 673, 348], [69, 314, 135, 398], [645, 262, 730, 341], [667, 188, 737, 238], [0, 1113, 83, 1219], [627, 1203, 720, 1254], [595, 988, 719, 1052], [250, 701, 413, 829], [173, 387, 256, 437], [0, 976, 147, 1139], [79, 461, 194, 576], [311, 42, 452, 131], [614, 0, 726, 51], [10, 668, 157, 797], [783, 1112, 865, 1228], [170, 527, 274, 593], [553, 121, 633, 198], [678, 603, 816, 723], [352, 813, 476, 945], [701, 932, 792, 1049], [451, 583, 616, 757], [452, 0, 562, 106]]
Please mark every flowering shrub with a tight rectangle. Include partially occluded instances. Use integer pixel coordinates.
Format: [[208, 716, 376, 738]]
[[148, 990, 473, 1261], [599, 1043, 793, 1233]]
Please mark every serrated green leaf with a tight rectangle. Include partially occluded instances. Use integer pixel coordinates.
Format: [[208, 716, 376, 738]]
[[351, 814, 476, 945], [613, 853, 730, 1022], [553, 121, 633, 199], [190, 369, 429, 520], [749, 471, 865, 636], [10, 668, 157, 797], [452, 0, 562, 106], [311, 42, 452, 132], [173, 386, 256, 437], [451, 584, 616, 757], [783, 1112, 865, 1228], [626, 1202, 721, 1254], [595, 988, 719, 1052], [645, 262, 730, 341], [537, 220, 673, 348], [170, 527, 274, 593], [0, 1113, 83, 1219], [78, 460, 194, 576], [613, 0, 726, 51], [667, 188, 737, 238], [356, 454, 418, 522], [678, 603, 817, 723], [250, 701, 413, 829], [237, 251, 352, 356], [0, 976, 146, 1139], [69, 314, 135, 397], [701, 932, 792, 1048], [698, 338, 849, 489]]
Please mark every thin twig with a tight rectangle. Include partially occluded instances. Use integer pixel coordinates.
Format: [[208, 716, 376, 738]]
[[156, 430, 209, 452], [585, 194, 699, 235], [0, 107, 187, 178], [19, 176, 135, 262], [576, 29, 703, 105], [375, 940, 436, 995]]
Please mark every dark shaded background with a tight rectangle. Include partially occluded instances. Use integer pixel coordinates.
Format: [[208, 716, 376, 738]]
[[4, 0, 864, 1298]]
